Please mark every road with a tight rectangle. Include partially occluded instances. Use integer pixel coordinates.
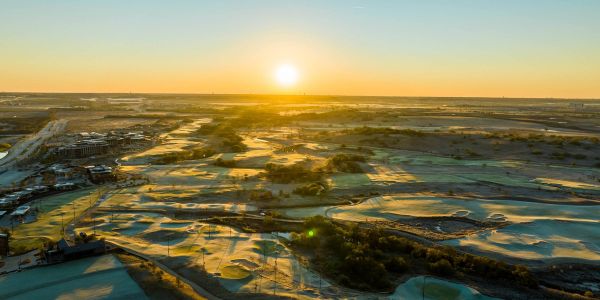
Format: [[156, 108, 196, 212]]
[[0, 119, 67, 172]]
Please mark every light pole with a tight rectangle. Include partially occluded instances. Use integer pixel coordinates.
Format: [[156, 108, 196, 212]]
[[422, 276, 427, 300], [273, 249, 278, 296]]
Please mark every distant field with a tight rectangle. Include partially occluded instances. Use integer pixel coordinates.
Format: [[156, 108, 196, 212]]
[[65, 117, 158, 133]]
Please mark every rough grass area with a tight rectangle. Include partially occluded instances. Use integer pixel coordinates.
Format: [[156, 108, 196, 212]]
[[0, 255, 147, 300], [10, 188, 100, 253], [116, 253, 206, 300]]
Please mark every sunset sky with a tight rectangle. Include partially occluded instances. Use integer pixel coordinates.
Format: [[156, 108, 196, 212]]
[[1, 0, 599, 98]]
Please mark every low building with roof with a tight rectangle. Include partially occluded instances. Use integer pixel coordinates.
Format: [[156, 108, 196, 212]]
[[45, 237, 107, 263]]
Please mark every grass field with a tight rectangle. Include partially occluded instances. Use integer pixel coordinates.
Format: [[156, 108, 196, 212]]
[[0, 255, 147, 300], [10, 188, 100, 251], [77, 213, 331, 298], [391, 276, 499, 300]]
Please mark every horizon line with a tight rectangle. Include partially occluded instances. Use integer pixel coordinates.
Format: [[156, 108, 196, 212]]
[[0, 91, 598, 101]]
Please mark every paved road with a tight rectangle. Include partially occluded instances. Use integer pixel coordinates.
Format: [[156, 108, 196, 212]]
[[0, 119, 67, 171]]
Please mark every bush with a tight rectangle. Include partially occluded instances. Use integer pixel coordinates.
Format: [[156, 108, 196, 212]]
[[265, 163, 322, 183], [0, 143, 10, 152], [293, 182, 328, 196], [191, 147, 215, 159], [214, 158, 236, 167], [249, 190, 277, 202], [325, 154, 366, 173], [428, 259, 453, 276], [512, 265, 538, 288], [385, 257, 408, 273], [291, 216, 537, 292], [195, 123, 247, 152], [153, 147, 216, 164]]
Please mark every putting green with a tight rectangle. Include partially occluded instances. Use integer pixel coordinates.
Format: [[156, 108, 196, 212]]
[[391, 276, 498, 300]]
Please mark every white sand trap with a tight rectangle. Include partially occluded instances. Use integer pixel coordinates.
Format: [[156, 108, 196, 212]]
[[220, 264, 252, 279], [78, 218, 332, 298], [283, 196, 600, 261], [122, 118, 209, 161], [535, 177, 600, 191], [390, 276, 499, 300], [326, 195, 600, 223], [444, 219, 600, 261]]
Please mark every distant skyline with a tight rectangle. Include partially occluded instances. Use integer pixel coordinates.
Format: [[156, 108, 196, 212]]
[[1, 0, 600, 98]]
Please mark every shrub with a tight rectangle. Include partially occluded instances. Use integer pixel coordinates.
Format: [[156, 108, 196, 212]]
[[265, 163, 322, 183], [385, 257, 408, 273], [291, 216, 537, 292], [325, 154, 366, 173], [214, 158, 236, 167], [293, 182, 328, 196], [249, 190, 277, 202], [428, 259, 453, 276], [512, 265, 538, 288], [191, 147, 215, 159]]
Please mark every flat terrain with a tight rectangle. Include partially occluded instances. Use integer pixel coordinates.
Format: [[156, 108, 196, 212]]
[[0, 255, 147, 300], [2, 94, 599, 299]]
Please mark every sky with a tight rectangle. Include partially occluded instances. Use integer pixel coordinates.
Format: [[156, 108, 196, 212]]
[[1, 0, 599, 98]]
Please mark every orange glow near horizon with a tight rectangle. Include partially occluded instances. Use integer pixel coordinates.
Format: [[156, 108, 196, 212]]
[[1, 2, 599, 98]]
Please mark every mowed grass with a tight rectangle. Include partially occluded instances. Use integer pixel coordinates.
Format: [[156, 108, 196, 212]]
[[0, 254, 148, 300], [391, 276, 499, 300], [11, 188, 99, 251], [77, 214, 328, 296]]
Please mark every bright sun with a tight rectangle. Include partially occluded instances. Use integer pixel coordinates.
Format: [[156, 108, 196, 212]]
[[275, 64, 298, 87]]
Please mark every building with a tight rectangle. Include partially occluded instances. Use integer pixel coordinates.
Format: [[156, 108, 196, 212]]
[[49, 164, 73, 177], [53, 130, 153, 159], [569, 102, 585, 109], [45, 238, 107, 263], [0, 233, 8, 257], [86, 165, 114, 182], [0, 193, 23, 209], [53, 182, 75, 191], [10, 205, 30, 218], [0, 197, 17, 209], [57, 140, 110, 158], [27, 185, 49, 194]]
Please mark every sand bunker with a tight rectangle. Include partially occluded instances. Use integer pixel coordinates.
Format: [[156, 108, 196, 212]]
[[220, 264, 252, 280]]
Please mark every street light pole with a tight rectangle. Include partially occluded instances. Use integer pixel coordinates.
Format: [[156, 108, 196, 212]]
[[273, 252, 278, 295], [422, 276, 427, 300]]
